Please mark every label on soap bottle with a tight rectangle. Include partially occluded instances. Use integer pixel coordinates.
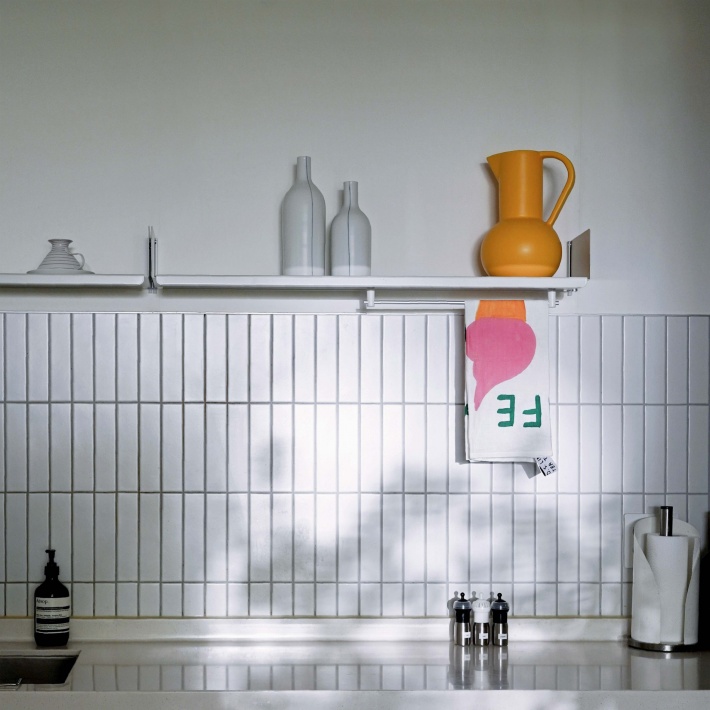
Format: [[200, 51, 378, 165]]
[[35, 597, 71, 633]]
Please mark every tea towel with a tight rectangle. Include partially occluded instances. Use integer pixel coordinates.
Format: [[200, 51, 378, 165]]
[[464, 298, 553, 462]]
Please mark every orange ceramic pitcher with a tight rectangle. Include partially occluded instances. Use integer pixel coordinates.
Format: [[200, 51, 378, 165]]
[[480, 150, 575, 277]]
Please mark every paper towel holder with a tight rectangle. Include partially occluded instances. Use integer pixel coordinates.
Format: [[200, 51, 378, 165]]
[[628, 639, 697, 653], [628, 506, 701, 653]]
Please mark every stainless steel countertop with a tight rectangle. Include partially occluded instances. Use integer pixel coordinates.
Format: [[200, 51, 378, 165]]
[[2, 640, 709, 693]]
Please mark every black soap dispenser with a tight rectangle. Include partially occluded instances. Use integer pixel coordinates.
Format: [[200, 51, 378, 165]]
[[34, 549, 70, 647]]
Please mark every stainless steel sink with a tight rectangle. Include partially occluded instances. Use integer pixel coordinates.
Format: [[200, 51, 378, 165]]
[[0, 649, 80, 688]]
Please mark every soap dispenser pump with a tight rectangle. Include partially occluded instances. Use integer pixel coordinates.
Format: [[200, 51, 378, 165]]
[[34, 549, 70, 647]]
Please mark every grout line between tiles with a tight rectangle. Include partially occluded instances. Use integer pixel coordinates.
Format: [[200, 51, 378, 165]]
[[92, 313, 97, 615], [290, 315, 296, 616], [334, 315, 340, 617], [423, 315, 429, 614], [69, 313, 76, 611], [113, 315, 118, 614], [159, 315, 165, 615], [1, 314, 4, 614], [246, 314, 253, 615], [203, 315, 208, 617], [598, 317, 602, 613], [685, 317, 690, 520], [577, 317, 582, 615], [269, 314, 274, 616], [24, 315, 30, 609], [312, 316, 318, 615], [399, 316, 405, 615], [180, 314, 186, 617], [445, 316, 452, 601], [378, 315, 384, 617], [135, 314, 142, 616], [356, 315, 362, 616], [554, 315, 560, 614]]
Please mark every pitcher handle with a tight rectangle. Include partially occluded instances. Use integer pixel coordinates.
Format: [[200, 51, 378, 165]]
[[73, 252, 85, 270], [540, 151, 575, 227]]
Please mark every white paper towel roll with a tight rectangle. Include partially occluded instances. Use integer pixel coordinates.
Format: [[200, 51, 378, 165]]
[[645, 534, 690, 643]]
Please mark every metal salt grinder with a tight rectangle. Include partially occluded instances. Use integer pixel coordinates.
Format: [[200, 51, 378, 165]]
[[453, 592, 473, 646], [472, 594, 491, 646], [491, 593, 510, 646]]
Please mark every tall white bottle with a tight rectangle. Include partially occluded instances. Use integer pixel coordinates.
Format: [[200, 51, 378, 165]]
[[281, 156, 326, 275], [330, 181, 371, 276]]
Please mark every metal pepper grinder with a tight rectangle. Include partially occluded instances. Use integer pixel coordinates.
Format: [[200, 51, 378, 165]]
[[472, 594, 491, 646], [491, 593, 510, 646], [453, 592, 473, 646]]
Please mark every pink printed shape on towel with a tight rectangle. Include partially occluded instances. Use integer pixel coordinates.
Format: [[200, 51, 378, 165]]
[[466, 317, 537, 410]]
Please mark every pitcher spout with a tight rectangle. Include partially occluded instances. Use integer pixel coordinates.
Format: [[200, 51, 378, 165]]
[[486, 153, 503, 181]]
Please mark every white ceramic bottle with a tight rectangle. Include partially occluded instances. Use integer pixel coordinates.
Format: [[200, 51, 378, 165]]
[[281, 156, 326, 276], [330, 181, 371, 276]]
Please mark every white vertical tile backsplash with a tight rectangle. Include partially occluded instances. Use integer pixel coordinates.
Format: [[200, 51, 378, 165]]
[[5, 404, 26, 492], [272, 315, 293, 403], [161, 314, 183, 402], [666, 318, 688, 404], [27, 314, 49, 402], [227, 315, 249, 402], [382, 316, 404, 402], [644, 317, 666, 405], [644, 406, 666, 493], [94, 314, 116, 402], [139, 314, 161, 402], [5, 315, 26, 402], [205, 315, 227, 402], [72, 314, 94, 402], [0, 312, 708, 618], [315, 315, 337, 403], [622, 406, 644, 492], [688, 407, 709, 494], [688, 317, 710, 404], [116, 314, 138, 401], [579, 317, 601, 403], [623, 317, 644, 404], [184, 315, 205, 402]]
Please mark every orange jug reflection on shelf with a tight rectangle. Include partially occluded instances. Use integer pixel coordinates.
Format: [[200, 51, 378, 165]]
[[481, 149, 575, 277]]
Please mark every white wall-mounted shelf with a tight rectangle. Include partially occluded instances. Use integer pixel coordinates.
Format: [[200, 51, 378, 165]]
[[0, 232, 590, 310], [154, 275, 587, 308], [0, 274, 145, 288], [150, 230, 590, 308], [155, 275, 587, 291]]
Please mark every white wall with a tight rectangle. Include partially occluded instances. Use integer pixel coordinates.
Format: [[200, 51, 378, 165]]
[[1, 0, 709, 314]]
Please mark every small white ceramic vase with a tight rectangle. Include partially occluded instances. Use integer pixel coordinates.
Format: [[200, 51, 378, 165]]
[[330, 181, 371, 276], [281, 156, 326, 275], [28, 239, 93, 274]]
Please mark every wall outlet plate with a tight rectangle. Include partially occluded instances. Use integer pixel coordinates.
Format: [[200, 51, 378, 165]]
[[624, 513, 651, 569]]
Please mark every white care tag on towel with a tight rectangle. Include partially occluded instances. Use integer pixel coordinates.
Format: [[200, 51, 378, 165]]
[[535, 456, 557, 477]]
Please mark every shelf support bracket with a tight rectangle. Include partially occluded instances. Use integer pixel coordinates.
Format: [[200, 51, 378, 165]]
[[148, 228, 158, 293], [366, 289, 376, 308]]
